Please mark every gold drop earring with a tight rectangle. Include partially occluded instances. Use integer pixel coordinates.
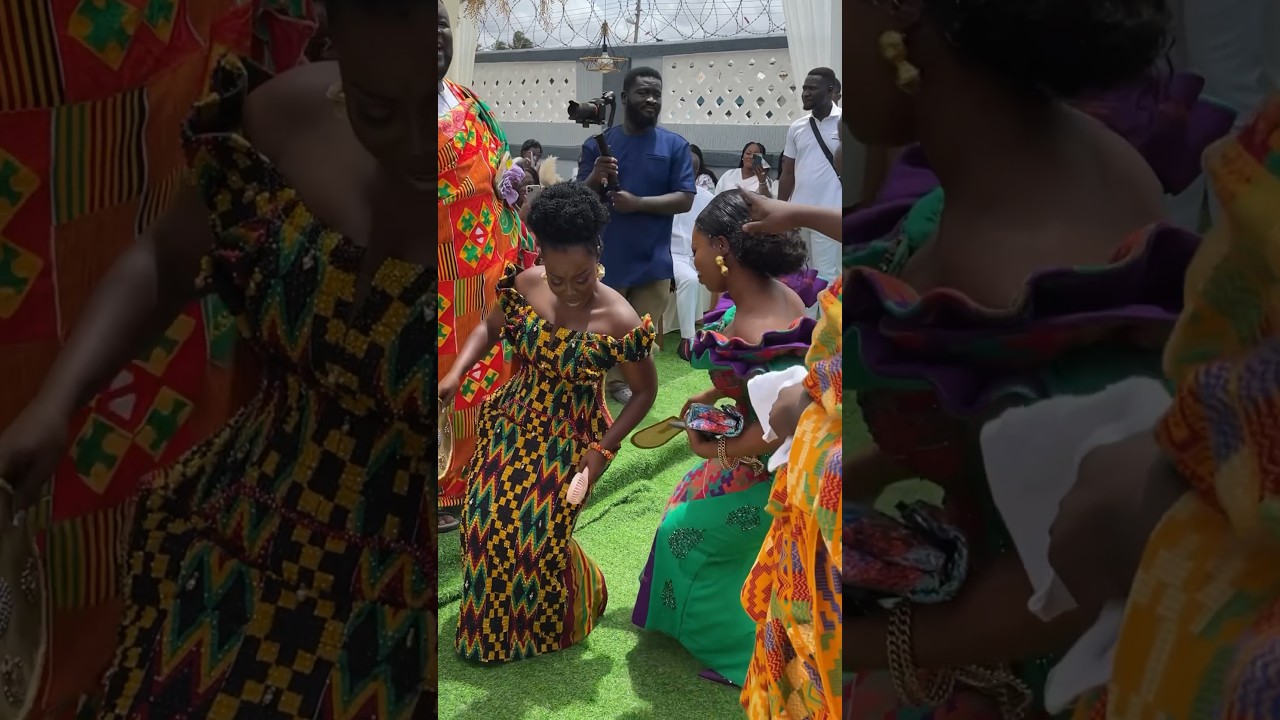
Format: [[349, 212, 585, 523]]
[[326, 82, 347, 118], [879, 31, 921, 94], [596, 264, 606, 280], [715, 256, 729, 276]]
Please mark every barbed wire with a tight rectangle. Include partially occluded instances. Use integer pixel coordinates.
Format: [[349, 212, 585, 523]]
[[462, 0, 785, 51]]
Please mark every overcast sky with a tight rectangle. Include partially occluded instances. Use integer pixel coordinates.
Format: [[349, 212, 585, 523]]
[[470, 0, 785, 50]]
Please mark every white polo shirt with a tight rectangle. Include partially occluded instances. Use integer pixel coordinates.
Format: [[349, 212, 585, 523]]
[[783, 105, 843, 209]]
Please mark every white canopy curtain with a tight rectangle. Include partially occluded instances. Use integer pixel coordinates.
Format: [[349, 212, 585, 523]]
[[443, 0, 480, 88], [781, 0, 849, 198], [781, 0, 841, 97]]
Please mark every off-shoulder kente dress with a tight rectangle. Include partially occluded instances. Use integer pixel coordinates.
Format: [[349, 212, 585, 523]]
[[456, 264, 656, 662], [842, 187, 1199, 718], [94, 57, 438, 719], [634, 305, 816, 686]]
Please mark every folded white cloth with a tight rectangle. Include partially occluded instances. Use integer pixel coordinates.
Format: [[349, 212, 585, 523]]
[[1044, 602, 1125, 714], [746, 366, 809, 472], [980, 377, 1173, 711]]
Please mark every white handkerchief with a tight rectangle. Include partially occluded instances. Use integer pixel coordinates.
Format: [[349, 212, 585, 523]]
[[981, 377, 1173, 713], [746, 366, 809, 472], [980, 376, 1172, 621], [1044, 603, 1125, 713]]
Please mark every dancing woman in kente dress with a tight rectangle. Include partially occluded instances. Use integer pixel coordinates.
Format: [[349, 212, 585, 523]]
[[0, 1, 447, 716], [634, 189, 816, 686], [442, 181, 658, 662], [0, 1, 315, 713]]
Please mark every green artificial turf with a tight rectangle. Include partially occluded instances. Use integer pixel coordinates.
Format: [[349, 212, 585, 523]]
[[438, 336, 747, 719]]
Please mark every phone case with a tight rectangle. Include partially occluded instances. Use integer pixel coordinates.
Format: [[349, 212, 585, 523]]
[[684, 403, 745, 438]]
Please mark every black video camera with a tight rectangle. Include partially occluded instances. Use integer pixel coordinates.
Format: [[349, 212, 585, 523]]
[[568, 92, 616, 128]]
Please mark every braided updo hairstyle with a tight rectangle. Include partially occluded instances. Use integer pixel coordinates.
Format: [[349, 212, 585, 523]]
[[920, 0, 1172, 98], [693, 190, 807, 278]]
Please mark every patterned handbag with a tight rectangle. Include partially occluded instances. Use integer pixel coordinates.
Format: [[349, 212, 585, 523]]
[[683, 403, 745, 438], [844, 501, 969, 611]]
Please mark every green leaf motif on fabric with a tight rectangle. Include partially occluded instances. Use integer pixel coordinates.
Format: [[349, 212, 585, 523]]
[[725, 505, 761, 532], [667, 527, 704, 559], [661, 579, 676, 609], [202, 295, 237, 368], [498, 207, 516, 234]]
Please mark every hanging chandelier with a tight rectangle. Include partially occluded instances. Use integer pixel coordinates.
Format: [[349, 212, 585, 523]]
[[579, 22, 627, 74]]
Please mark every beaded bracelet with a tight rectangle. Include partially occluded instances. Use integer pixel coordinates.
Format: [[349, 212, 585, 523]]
[[588, 442, 616, 462]]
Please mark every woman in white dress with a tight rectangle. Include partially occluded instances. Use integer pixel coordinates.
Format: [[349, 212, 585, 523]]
[[714, 142, 776, 197]]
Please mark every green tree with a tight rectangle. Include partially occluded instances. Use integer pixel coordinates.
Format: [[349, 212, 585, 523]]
[[511, 31, 534, 49], [493, 40, 510, 50]]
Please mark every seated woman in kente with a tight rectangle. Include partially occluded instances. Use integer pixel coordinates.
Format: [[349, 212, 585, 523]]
[[838, 0, 1229, 716], [633, 190, 816, 686]]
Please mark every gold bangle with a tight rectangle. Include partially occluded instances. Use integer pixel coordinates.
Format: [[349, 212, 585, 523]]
[[954, 664, 1034, 719], [716, 436, 765, 472], [716, 436, 739, 470], [886, 604, 954, 707], [886, 604, 1034, 718]]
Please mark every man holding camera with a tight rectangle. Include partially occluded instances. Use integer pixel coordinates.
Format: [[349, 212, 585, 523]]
[[578, 67, 696, 403]]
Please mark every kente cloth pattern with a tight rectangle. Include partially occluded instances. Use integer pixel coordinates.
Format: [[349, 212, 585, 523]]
[[515, 220, 539, 271], [841, 180, 1198, 715], [0, 3, 314, 717], [456, 263, 655, 663], [91, 55, 436, 719], [1072, 96, 1280, 720], [634, 304, 815, 686], [741, 279, 842, 720], [437, 79, 521, 510]]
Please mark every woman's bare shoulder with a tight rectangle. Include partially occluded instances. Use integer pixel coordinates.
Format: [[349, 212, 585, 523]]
[[242, 61, 340, 159], [600, 286, 645, 339], [513, 266, 544, 293], [1076, 108, 1166, 218]]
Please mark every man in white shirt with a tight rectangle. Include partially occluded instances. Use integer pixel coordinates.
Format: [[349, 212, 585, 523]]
[[1166, 0, 1279, 230], [669, 185, 716, 341], [779, 67, 842, 283]]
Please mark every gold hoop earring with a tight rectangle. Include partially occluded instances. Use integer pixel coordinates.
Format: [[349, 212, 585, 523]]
[[597, 264, 606, 280], [879, 31, 921, 94], [715, 256, 729, 276]]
